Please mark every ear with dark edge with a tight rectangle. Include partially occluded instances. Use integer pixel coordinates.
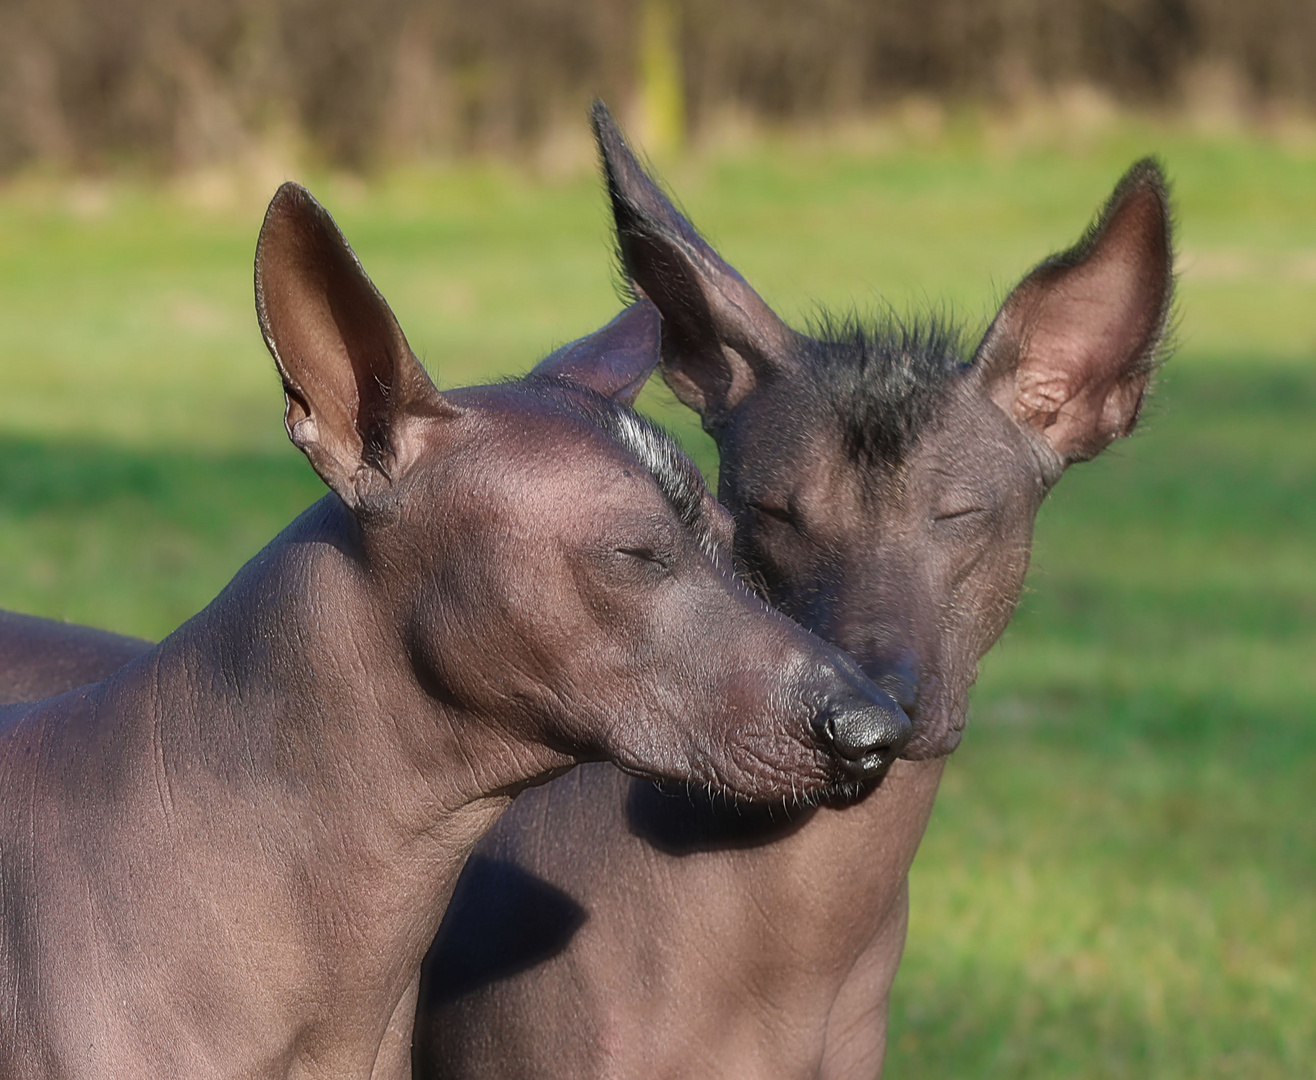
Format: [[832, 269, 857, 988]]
[[975, 158, 1174, 468], [590, 100, 797, 424], [530, 300, 662, 406], [254, 182, 453, 510]]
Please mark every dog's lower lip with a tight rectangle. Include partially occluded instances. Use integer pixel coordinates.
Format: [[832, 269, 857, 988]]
[[841, 752, 893, 778]]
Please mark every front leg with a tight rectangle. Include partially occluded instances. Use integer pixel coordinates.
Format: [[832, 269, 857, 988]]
[[819, 879, 910, 1080]]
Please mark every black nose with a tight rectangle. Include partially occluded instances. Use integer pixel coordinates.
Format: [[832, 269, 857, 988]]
[[813, 698, 912, 778], [804, 649, 914, 779]]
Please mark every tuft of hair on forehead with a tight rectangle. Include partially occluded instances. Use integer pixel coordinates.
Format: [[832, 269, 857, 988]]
[[801, 308, 970, 469], [526, 373, 721, 559]]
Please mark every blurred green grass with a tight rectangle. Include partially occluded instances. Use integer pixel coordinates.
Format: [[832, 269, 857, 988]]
[[1, 120, 1313, 1076]]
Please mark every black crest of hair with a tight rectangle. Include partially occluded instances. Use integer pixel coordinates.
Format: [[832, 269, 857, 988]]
[[524, 371, 718, 557], [798, 308, 971, 469]]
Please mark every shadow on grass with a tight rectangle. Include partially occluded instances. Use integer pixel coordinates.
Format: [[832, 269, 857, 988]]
[[0, 434, 322, 638], [0, 392, 714, 640]]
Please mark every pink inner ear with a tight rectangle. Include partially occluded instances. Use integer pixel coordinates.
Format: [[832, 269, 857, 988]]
[[261, 249, 363, 462], [1010, 183, 1168, 459], [256, 183, 441, 503]]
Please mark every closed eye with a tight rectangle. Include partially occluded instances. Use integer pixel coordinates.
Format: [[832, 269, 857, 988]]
[[616, 546, 673, 570], [748, 500, 794, 525], [933, 507, 989, 523]]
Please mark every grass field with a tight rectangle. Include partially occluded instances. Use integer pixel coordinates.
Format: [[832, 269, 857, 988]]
[[1, 118, 1313, 1076]]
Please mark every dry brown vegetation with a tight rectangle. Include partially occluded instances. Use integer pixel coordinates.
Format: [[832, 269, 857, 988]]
[[1, 0, 1313, 172]]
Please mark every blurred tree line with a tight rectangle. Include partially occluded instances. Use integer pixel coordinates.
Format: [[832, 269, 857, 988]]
[[1, 0, 1312, 173]]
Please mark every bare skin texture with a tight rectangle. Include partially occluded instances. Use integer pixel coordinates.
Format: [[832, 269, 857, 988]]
[[0, 183, 910, 1079], [413, 106, 1175, 1079]]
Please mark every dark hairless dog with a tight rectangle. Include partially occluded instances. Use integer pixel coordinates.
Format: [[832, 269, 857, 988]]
[[411, 106, 1174, 1078], [0, 182, 909, 1078]]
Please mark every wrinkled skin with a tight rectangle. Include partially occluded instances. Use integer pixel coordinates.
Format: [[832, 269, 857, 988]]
[[0, 183, 907, 1079], [412, 107, 1174, 1079]]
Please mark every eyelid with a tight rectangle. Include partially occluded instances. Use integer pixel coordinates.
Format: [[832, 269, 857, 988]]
[[610, 515, 680, 570], [615, 544, 673, 569], [748, 499, 794, 524], [933, 506, 988, 523]]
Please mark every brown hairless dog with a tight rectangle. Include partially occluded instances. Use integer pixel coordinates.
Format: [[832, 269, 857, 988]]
[[0, 181, 910, 1078], [411, 106, 1174, 1079]]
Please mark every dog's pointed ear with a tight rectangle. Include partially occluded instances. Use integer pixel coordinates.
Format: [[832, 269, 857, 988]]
[[976, 159, 1174, 467], [254, 182, 454, 509], [530, 301, 662, 406], [591, 101, 798, 425]]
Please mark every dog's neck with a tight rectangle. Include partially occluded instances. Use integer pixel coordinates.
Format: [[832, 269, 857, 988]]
[[0, 495, 542, 1078]]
